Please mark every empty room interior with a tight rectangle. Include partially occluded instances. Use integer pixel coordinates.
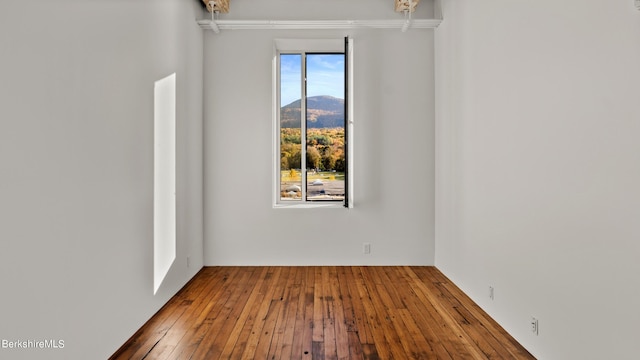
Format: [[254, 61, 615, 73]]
[[1, 0, 639, 359]]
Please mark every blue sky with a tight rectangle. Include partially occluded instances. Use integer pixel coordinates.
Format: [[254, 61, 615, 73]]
[[280, 54, 344, 106]]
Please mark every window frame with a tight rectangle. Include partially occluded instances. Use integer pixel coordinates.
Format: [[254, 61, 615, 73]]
[[272, 38, 353, 209]]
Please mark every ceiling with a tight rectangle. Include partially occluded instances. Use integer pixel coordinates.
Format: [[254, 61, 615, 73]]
[[199, 0, 421, 14]]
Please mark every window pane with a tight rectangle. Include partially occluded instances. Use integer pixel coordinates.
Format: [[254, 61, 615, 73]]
[[280, 54, 302, 201], [305, 54, 345, 201]]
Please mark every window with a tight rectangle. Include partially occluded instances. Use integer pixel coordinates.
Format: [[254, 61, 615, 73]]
[[274, 38, 353, 208]]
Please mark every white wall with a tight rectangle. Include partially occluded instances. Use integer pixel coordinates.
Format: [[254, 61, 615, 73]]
[[203, 1, 436, 265], [435, 0, 640, 359], [0, 1, 204, 359]]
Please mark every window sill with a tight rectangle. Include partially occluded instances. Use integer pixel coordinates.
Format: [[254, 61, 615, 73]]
[[273, 203, 346, 209]]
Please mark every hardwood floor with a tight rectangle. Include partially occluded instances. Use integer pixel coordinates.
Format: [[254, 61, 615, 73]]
[[110, 266, 535, 360]]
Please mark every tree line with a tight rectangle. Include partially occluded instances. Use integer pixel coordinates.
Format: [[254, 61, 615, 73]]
[[280, 128, 345, 172]]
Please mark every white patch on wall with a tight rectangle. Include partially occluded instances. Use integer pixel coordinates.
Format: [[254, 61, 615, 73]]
[[154, 73, 177, 295]]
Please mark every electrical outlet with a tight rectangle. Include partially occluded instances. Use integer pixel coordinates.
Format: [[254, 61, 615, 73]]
[[489, 286, 494, 300], [531, 317, 539, 335], [363, 243, 371, 254], [187, 256, 191, 268]]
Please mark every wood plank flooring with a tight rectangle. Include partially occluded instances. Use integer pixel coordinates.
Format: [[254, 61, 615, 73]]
[[110, 267, 535, 360]]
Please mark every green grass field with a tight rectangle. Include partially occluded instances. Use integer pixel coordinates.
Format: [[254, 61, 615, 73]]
[[281, 170, 345, 182]]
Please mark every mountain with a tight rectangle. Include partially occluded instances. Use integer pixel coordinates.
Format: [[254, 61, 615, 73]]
[[281, 95, 344, 128]]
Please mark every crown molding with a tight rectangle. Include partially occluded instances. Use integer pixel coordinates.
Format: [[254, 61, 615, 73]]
[[196, 18, 442, 32]]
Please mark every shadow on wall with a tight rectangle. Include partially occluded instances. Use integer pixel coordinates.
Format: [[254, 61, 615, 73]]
[[154, 73, 177, 295]]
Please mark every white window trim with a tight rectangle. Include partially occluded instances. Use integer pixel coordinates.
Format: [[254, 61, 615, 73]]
[[272, 38, 354, 209]]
